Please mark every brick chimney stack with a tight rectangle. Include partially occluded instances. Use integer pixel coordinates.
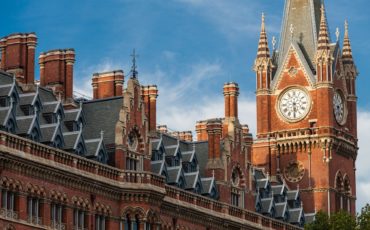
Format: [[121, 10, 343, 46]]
[[0, 33, 37, 85], [184, 131, 193, 142], [142, 85, 158, 133], [39, 49, 75, 101], [195, 120, 208, 141], [223, 82, 239, 118], [206, 119, 222, 160], [92, 70, 124, 99]]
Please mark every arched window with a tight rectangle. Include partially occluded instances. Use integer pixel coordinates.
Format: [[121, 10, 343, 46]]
[[30, 127, 40, 142], [335, 171, 343, 211], [178, 177, 185, 189], [75, 143, 85, 156], [6, 119, 16, 134], [97, 150, 107, 164], [194, 182, 201, 194], [54, 135, 63, 149], [343, 176, 351, 212]]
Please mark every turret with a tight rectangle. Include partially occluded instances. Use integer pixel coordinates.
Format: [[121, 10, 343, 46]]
[[254, 13, 274, 137], [342, 20, 358, 96], [254, 13, 274, 92], [315, 4, 333, 83]]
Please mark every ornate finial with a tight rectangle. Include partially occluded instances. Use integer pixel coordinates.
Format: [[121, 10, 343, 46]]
[[100, 130, 104, 140], [272, 36, 277, 50], [79, 100, 83, 108], [212, 170, 215, 178], [290, 24, 294, 39], [297, 184, 300, 190], [57, 114, 61, 124], [335, 27, 340, 42], [130, 49, 139, 79], [256, 12, 270, 59], [342, 19, 354, 64], [317, 3, 330, 51], [9, 97, 14, 107], [193, 142, 196, 151], [344, 20, 349, 37], [58, 93, 62, 102]]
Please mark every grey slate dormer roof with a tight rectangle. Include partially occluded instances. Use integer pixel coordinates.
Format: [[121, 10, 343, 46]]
[[275, 202, 289, 219]]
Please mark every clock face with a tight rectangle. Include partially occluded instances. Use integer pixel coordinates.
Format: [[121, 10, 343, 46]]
[[278, 88, 310, 121], [333, 91, 345, 124]]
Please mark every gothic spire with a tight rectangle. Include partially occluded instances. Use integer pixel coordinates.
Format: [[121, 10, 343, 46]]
[[342, 20, 353, 64], [317, 4, 330, 51], [278, 0, 322, 65], [256, 13, 270, 59]]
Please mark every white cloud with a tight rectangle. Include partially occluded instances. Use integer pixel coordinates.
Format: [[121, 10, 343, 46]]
[[73, 58, 124, 98], [157, 95, 256, 134], [356, 110, 370, 210]]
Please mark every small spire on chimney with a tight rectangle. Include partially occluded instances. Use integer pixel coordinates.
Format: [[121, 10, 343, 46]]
[[100, 130, 104, 140], [130, 49, 139, 79], [57, 114, 61, 125]]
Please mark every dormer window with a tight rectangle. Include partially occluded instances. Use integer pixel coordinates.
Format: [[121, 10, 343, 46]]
[[0, 97, 7, 107], [44, 113, 56, 124], [20, 105, 34, 116]]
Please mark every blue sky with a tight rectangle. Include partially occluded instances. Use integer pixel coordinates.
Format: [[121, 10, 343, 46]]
[[1, 0, 369, 212]]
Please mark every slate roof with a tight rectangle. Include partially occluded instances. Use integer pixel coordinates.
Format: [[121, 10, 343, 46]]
[[275, 202, 288, 219], [201, 177, 215, 194], [151, 160, 165, 175], [167, 166, 182, 184], [254, 168, 266, 180], [194, 141, 208, 177], [287, 190, 299, 201], [63, 131, 80, 149], [38, 87, 56, 102], [304, 213, 316, 224], [16, 115, 35, 134], [42, 101, 61, 114], [279, 0, 322, 67], [0, 84, 13, 97], [182, 150, 195, 162], [19, 93, 36, 105], [261, 197, 274, 214], [184, 171, 199, 189], [271, 184, 286, 196], [84, 138, 101, 156], [288, 208, 304, 224], [0, 107, 12, 126], [257, 179, 269, 190], [40, 124, 59, 143], [82, 97, 122, 145]]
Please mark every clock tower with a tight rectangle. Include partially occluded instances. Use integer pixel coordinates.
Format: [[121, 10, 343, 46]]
[[252, 0, 358, 215]]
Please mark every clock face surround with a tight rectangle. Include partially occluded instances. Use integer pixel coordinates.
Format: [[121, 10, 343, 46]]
[[278, 87, 311, 122], [333, 91, 346, 125]]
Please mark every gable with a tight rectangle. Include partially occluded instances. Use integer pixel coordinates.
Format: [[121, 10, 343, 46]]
[[272, 43, 315, 91]]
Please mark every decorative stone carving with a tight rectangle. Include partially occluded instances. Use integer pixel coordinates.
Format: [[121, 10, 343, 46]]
[[283, 161, 305, 183]]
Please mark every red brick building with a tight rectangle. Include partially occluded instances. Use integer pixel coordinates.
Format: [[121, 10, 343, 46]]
[[0, 0, 357, 229]]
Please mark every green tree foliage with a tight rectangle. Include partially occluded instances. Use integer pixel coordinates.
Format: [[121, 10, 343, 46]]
[[304, 211, 330, 230], [357, 203, 370, 230], [304, 204, 370, 230], [330, 211, 356, 230]]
